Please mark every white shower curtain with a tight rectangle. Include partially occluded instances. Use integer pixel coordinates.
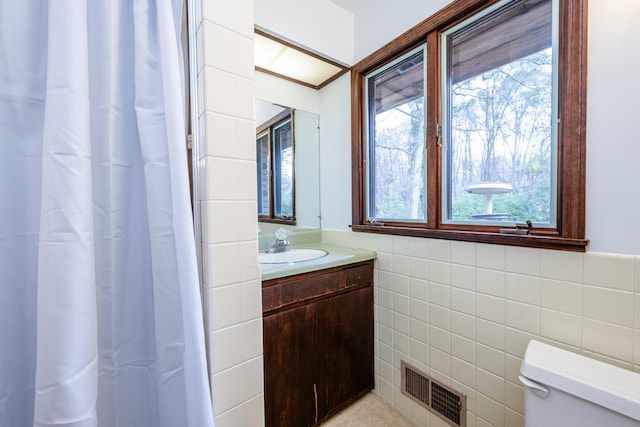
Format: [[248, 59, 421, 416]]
[[0, 1, 214, 426]]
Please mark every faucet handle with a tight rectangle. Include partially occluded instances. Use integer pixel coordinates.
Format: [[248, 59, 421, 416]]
[[275, 227, 288, 241]]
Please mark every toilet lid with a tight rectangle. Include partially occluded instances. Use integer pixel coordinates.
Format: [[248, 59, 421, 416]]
[[520, 340, 640, 421]]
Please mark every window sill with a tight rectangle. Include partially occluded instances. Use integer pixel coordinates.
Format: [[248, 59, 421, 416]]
[[350, 224, 588, 252]]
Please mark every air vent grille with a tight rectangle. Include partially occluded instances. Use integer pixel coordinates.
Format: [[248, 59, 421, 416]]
[[400, 361, 466, 427], [404, 363, 429, 406]]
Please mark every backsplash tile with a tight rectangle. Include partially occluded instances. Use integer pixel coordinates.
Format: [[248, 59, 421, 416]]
[[541, 249, 582, 282], [476, 244, 506, 271], [583, 285, 633, 327], [505, 246, 541, 276], [583, 252, 634, 291]]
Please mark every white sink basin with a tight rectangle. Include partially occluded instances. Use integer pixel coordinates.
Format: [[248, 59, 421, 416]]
[[259, 248, 328, 264]]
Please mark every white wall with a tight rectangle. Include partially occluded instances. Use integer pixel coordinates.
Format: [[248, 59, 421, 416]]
[[347, 0, 451, 62], [586, 0, 640, 254]]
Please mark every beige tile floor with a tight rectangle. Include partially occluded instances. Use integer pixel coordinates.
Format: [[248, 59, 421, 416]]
[[320, 393, 414, 426]]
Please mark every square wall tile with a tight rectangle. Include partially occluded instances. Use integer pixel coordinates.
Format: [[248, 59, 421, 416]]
[[504, 354, 523, 384], [429, 282, 451, 308], [506, 246, 541, 276], [541, 249, 582, 282], [452, 356, 476, 389], [392, 236, 410, 256], [505, 407, 524, 427], [452, 288, 476, 316], [476, 319, 505, 351], [202, 0, 253, 37], [393, 254, 410, 276], [476, 244, 506, 271], [409, 236, 429, 258], [242, 318, 263, 360], [636, 294, 640, 329], [583, 252, 634, 291], [394, 312, 410, 335], [410, 318, 429, 342], [203, 112, 237, 158], [452, 334, 476, 364], [541, 278, 582, 316], [409, 298, 429, 323], [452, 264, 476, 291], [409, 257, 428, 280], [378, 270, 393, 291], [635, 257, 640, 292], [243, 356, 264, 400], [409, 277, 428, 301], [540, 309, 581, 347], [241, 279, 262, 321], [429, 347, 451, 376], [212, 364, 244, 415], [210, 324, 243, 373], [452, 311, 476, 341], [429, 239, 451, 262], [377, 251, 393, 272], [202, 22, 252, 78], [205, 156, 237, 201], [583, 285, 633, 327], [429, 260, 451, 285], [207, 243, 242, 287], [476, 268, 506, 298], [505, 328, 538, 358], [582, 318, 633, 362], [394, 273, 410, 295], [209, 283, 243, 330], [476, 294, 505, 324], [429, 304, 451, 330], [394, 331, 411, 356], [451, 241, 476, 266], [476, 368, 504, 403], [476, 344, 504, 377], [203, 67, 235, 116], [506, 273, 540, 305], [506, 301, 539, 335], [476, 392, 505, 427], [429, 325, 451, 353]]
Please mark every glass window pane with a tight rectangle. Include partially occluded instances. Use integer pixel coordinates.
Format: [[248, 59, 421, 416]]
[[257, 132, 270, 216], [366, 47, 426, 222], [443, 0, 556, 225], [273, 120, 293, 217]]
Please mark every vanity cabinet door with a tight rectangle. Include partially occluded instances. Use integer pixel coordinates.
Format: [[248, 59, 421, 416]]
[[318, 285, 374, 417], [263, 304, 320, 427]]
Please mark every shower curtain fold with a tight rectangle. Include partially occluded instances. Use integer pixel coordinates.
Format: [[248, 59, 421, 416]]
[[0, 1, 214, 426]]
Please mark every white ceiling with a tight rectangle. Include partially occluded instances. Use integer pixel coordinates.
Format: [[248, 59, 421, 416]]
[[327, 0, 362, 14]]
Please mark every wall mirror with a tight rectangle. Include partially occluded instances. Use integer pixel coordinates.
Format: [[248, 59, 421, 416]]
[[256, 98, 321, 229]]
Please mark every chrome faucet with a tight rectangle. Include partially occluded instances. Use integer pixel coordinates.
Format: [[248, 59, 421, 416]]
[[269, 228, 290, 253]]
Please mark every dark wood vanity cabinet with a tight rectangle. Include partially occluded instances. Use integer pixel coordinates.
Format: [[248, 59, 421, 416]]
[[262, 260, 374, 427]]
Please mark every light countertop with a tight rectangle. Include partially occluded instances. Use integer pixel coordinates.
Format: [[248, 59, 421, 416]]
[[259, 243, 377, 281]]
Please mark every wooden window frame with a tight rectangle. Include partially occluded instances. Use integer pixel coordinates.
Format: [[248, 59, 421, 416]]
[[351, 0, 588, 251], [258, 109, 297, 225]]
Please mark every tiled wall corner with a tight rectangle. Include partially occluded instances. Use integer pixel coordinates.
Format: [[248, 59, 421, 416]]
[[195, 0, 264, 425]]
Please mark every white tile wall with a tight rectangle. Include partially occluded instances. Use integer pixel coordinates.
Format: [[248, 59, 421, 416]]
[[195, 0, 264, 425], [323, 230, 640, 427]]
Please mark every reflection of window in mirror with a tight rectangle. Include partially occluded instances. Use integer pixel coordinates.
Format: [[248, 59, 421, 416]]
[[257, 109, 296, 225]]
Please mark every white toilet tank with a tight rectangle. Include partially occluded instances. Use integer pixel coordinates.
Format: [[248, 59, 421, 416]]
[[519, 340, 640, 427]]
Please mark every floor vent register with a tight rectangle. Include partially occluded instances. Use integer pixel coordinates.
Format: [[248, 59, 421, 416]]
[[401, 360, 467, 427]]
